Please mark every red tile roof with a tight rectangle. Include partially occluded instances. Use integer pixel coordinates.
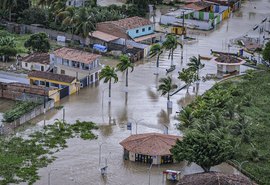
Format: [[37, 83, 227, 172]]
[[102, 16, 153, 30], [120, 133, 181, 156], [177, 172, 257, 185], [184, 1, 211, 11], [53, 47, 101, 64], [21, 53, 50, 65], [28, 71, 75, 83]]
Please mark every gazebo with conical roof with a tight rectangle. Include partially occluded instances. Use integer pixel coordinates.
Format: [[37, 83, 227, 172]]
[[120, 133, 181, 165]]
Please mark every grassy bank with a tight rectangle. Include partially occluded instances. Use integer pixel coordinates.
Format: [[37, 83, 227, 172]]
[[0, 120, 98, 184], [177, 70, 270, 184]]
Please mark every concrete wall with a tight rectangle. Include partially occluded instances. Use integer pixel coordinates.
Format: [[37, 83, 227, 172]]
[[21, 61, 49, 71], [127, 25, 154, 39]]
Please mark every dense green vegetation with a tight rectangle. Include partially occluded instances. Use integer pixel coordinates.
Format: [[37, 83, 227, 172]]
[[176, 70, 270, 184], [0, 120, 98, 184], [0, 29, 30, 56], [171, 131, 234, 172], [3, 101, 42, 123]]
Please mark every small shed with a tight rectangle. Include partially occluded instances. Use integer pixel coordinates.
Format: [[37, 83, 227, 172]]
[[120, 133, 181, 165]]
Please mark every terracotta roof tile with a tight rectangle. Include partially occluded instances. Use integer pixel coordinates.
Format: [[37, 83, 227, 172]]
[[177, 172, 257, 185], [28, 71, 75, 83], [184, 1, 211, 11], [120, 133, 181, 156], [102, 16, 153, 30], [53, 47, 101, 64], [21, 53, 50, 65]]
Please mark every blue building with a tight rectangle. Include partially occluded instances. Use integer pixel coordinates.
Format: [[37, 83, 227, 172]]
[[96, 16, 162, 44]]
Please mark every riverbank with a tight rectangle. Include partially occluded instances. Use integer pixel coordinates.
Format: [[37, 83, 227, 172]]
[[177, 69, 270, 184]]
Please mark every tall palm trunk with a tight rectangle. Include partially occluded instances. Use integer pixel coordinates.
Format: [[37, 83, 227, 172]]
[[167, 93, 170, 101], [109, 79, 111, 99], [126, 69, 128, 87], [171, 49, 174, 67], [9, 8, 11, 22], [156, 54, 160, 68]]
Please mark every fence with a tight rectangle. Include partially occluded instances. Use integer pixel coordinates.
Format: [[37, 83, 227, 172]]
[[0, 99, 54, 135], [4, 22, 88, 45]]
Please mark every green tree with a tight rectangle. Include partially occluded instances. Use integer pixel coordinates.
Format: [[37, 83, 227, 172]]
[[99, 66, 118, 101], [187, 55, 205, 81], [74, 7, 96, 38], [24, 32, 51, 52], [116, 54, 134, 89], [20, 7, 48, 25], [178, 106, 194, 129], [171, 131, 234, 172], [0, 36, 17, 62], [57, 6, 77, 37], [178, 68, 195, 93], [262, 41, 270, 64], [157, 76, 177, 102], [1, 0, 17, 21], [162, 34, 182, 67], [149, 43, 163, 75]]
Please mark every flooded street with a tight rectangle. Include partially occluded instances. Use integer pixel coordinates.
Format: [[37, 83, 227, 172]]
[[15, 0, 270, 184]]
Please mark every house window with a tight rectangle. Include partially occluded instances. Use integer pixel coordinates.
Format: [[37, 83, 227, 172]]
[[136, 29, 139, 33], [142, 28, 145, 32], [39, 81, 45, 86], [148, 27, 151, 30], [41, 66, 44, 71], [25, 62, 28, 67], [61, 70, 65, 74]]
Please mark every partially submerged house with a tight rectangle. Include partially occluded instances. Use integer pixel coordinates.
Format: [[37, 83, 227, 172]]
[[50, 47, 101, 88], [90, 16, 164, 59], [160, 1, 230, 30], [28, 71, 78, 101], [20, 53, 51, 72], [120, 133, 181, 165]]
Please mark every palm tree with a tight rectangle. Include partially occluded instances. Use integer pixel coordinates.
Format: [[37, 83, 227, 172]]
[[99, 66, 118, 102], [158, 76, 178, 108], [1, 0, 17, 21], [57, 6, 77, 38], [116, 54, 134, 90], [74, 7, 96, 38], [149, 43, 163, 75], [178, 68, 195, 93], [187, 55, 205, 81], [162, 34, 182, 67]]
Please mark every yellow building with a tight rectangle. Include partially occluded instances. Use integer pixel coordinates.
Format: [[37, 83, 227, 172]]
[[171, 24, 186, 36], [28, 71, 79, 101]]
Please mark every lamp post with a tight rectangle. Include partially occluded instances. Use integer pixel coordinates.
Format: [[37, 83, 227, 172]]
[[99, 142, 106, 166], [48, 168, 58, 185], [232, 159, 248, 174], [129, 118, 144, 135]]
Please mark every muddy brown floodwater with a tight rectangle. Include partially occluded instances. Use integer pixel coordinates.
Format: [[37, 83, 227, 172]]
[[15, 0, 270, 184]]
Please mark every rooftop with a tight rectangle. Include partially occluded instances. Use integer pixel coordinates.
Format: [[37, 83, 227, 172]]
[[120, 133, 181, 156], [184, 1, 211, 11], [102, 16, 153, 30], [21, 53, 50, 65], [215, 55, 243, 64], [53, 47, 100, 64], [28, 71, 76, 83], [90, 31, 119, 42], [177, 172, 256, 185]]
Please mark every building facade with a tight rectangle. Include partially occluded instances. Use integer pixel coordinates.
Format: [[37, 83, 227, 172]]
[[28, 71, 78, 101], [50, 47, 101, 88], [20, 53, 51, 72]]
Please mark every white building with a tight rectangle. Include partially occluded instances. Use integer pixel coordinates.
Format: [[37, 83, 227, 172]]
[[66, 0, 86, 7], [50, 47, 101, 88], [20, 53, 51, 72]]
